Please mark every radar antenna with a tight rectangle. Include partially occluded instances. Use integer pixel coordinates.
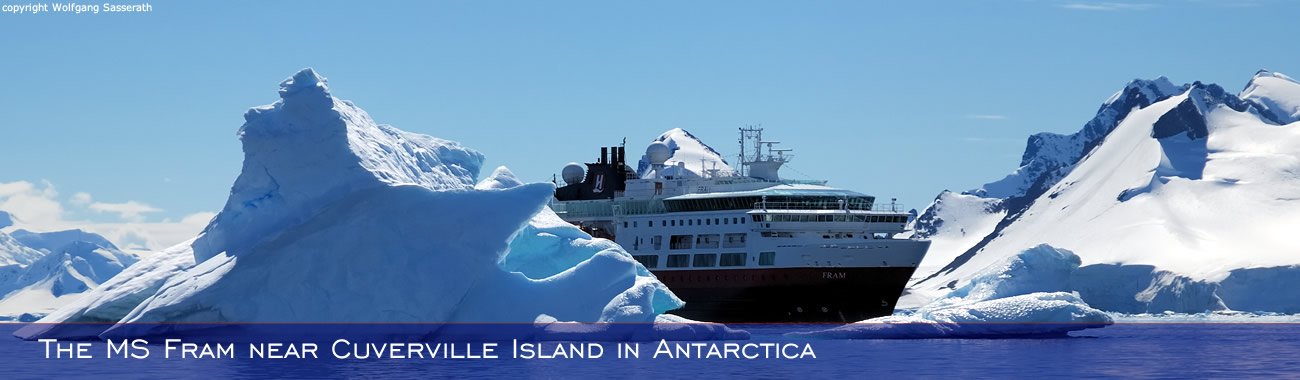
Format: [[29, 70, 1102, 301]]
[[737, 125, 791, 181]]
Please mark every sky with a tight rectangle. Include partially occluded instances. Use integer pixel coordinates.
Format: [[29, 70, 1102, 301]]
[[1, 0, 1298, 249]]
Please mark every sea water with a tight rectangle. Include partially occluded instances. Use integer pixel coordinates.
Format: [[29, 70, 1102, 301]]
[[3, 324, 1298, 378]]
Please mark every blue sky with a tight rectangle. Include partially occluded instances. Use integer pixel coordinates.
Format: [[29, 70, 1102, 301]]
[[1, 0, 1298, 248]]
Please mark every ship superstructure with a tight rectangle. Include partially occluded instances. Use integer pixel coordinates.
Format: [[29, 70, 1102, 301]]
[[551, 127, 930, 322]]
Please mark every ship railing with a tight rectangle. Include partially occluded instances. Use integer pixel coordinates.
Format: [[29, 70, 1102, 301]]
[[780, 179, 829, 186], [874, 202, 906, 212], [613, 200, 667, 216], [549, 200, 614, 218], [701, 176, 828, 186], [751, 201, 906, 212]]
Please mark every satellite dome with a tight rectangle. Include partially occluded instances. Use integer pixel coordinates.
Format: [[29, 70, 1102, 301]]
[[646, 141, 671, 165], [561, 162, 585, 185]]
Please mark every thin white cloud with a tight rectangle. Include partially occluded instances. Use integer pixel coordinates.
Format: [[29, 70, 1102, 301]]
[[70, 192, 93, 206], [0, 180, 64, 228], [966, 114, 1009, 120], [0, 181, 37, 197], [89, 200, 163, 222], [0, 180, 212, 250], [1060, 2, 1156, 11], [180, 211, 217, 225]]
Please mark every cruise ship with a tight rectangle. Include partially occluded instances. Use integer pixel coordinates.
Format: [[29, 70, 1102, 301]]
[[550, 127, 930, 322]]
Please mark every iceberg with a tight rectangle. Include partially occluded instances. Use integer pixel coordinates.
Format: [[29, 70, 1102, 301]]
[[791, 245, 1112, 339], [790, 292, 1110, 339], [17, 68, 744, 341]]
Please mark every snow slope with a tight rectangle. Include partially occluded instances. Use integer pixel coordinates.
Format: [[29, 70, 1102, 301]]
[[0, 219, 138, 320], [636, 128, 735, 179], [17, 69, 742, 341], [903, 191, 1004, 283], [907, 71, 1300, 314], [1241, 70, 1300, 124]]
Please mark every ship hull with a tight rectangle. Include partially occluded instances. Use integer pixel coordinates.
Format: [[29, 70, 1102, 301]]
[[655, 266, 919, 323]]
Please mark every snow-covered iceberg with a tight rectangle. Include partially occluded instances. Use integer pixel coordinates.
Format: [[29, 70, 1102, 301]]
[[16, 68, 744, 341], [791, 245, 1112, 339]]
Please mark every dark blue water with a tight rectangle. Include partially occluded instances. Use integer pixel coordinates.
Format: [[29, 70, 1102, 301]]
[[4, 323, 1299, 378]]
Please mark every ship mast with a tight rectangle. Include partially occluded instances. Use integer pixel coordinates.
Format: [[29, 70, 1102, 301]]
[[737, 125, 790, 181]]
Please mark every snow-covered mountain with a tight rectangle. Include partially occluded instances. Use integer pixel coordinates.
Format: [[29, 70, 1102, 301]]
[[636, 128, 735, 179], [0, 211, 138, 321], [18, 69, 742, 341], [907, 71, 1300, 314]]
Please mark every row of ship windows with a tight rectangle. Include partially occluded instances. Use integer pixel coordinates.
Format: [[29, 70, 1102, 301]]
[[631, 252, 777, 269], [631, 233, 746, 251], [623, 217, 748, 229], [620, 214, 906, 229], [751, 214, 908, 223]]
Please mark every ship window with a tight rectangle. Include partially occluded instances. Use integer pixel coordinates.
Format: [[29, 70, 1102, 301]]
[[632, 255, 659, 269], [759, 251, 776, 266], [723, 233, 746, 248], [688, 219, 693, 226], [692, 254, 717, 267], [652, 235, 663, 250], [714, 218, 720, 225], [670, 235, 693, 250], [697, 234, 720, 249], [705, 219, 711, 225], [696, 219, 702, 225], [667, 254, 690, 268], [633, 221, 638, 228], [720, 253, 746, 267], [623, 222, 628, 228], [648, 221, 654, 227], [723, 218, 729, 225]]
